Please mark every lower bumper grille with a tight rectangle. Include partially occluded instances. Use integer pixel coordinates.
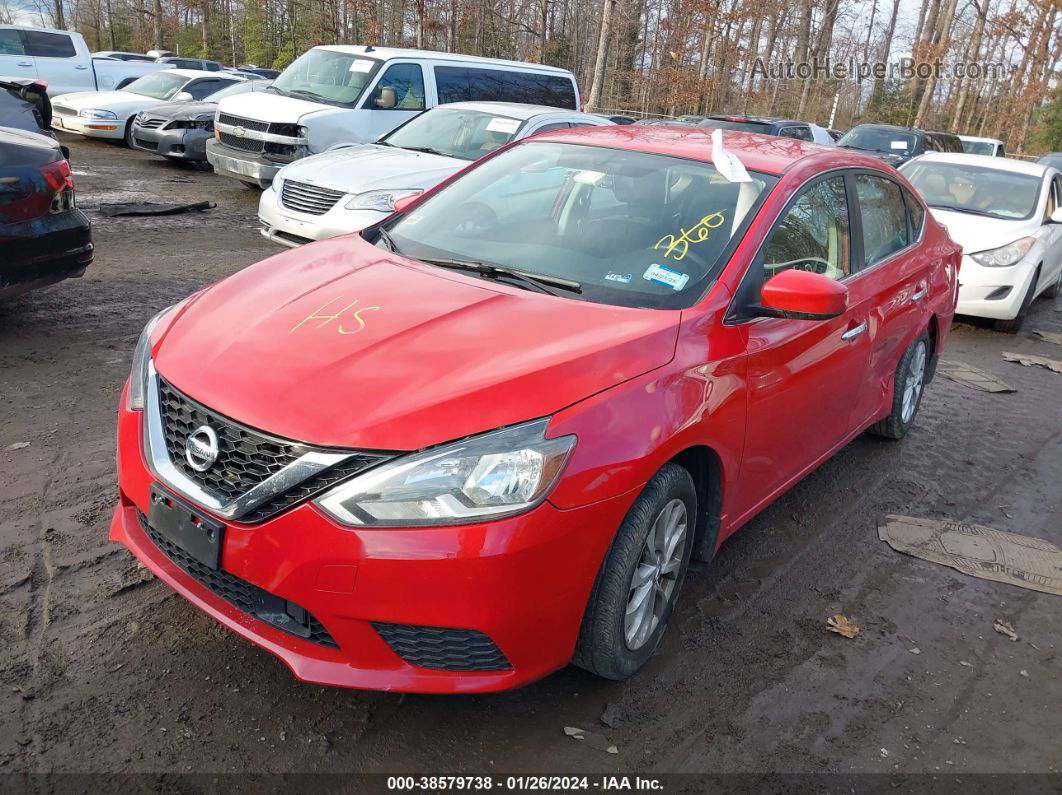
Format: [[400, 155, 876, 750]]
[[138, 511, 338, 649], [134, 137, 158, 150], [372, 622, 511, 672]]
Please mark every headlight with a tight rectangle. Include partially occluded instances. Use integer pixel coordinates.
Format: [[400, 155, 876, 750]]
[[970, 237, 1035, 267], [79, 108, 118, 119], [315, 419, 576, 527], [345, 188, 423, 212], [127, 306, 175, 411]]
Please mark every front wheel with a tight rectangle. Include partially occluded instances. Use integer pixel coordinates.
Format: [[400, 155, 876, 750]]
[[868, 331, 930, 440], [572, 463, 696, 681], [123, 118, 136, 148], [994, 267, 1039, 333]]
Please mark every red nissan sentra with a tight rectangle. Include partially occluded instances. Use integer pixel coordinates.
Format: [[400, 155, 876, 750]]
[[110, 126, 960, 693]]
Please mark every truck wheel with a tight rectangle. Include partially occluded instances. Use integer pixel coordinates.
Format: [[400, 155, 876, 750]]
[[993, 267, 1039, 334], [572, 463, 696, 681], [868, 331, 929, 440]]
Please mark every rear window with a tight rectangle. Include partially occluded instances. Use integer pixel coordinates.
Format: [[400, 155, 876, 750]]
[[23, 30, 77, 58], [434, 66, 576, 110], [701, 119, 773, 134]]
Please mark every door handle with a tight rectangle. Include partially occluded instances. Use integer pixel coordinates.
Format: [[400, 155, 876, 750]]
[[75, 64, 89, 70], [841, 321, 867, 341], [17, 61, 33, 67], [912, 285, 928, 301]]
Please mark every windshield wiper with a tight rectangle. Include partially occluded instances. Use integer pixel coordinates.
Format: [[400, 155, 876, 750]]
[[375, 227, 400, 253], [286, 88, 331, 103], [401, 145, 448, 157], [419, 257, 582, 295], [926, 204, 998, 218]]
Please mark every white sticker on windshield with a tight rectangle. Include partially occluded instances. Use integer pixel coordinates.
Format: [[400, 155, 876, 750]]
[[349, 60, 374, 73], [890, 140, 908, 149], [643, 264, 690, 291], [485, 117, 520, 134], [573, 170, 605, 185]]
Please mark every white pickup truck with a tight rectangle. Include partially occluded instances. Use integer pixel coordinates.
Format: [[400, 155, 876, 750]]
[[0, 25, 171, 96]]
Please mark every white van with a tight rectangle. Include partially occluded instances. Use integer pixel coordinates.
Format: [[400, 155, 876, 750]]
[[205, 45, 580, 188]]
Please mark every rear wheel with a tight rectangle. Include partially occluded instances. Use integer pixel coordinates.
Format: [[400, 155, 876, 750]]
[[869, 331, 929, 440], [994, 267, 1039, 333], [573, 463, 696, 680]]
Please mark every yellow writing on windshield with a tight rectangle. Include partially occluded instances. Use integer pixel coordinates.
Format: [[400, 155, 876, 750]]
[[290, 296, 381, 336], [654, 211, 726, 261]]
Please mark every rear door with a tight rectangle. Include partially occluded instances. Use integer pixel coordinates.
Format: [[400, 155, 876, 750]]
[[0, 29, 37, 82], [733, 172, 873, 516], [846, 171, 930, 430], [20, 29, 85, 95]]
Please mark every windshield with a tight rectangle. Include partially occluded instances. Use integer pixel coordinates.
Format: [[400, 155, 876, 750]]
[[270, 49, 379, 106], [385, 142, 775, 309], [903, 161, 1041, 220], [121, 72, 189, 100], [383, 109, 523, 161], [701, 119, 772, 134], [839, 127, 917, 156], [206, 80, 270, 101], [960, 140, 995, 156]]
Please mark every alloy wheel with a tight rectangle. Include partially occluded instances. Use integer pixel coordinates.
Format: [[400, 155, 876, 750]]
[[624, 498, 688, 650], [901, 341, 927, 424]]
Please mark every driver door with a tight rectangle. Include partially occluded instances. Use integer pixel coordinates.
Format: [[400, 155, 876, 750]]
[[733, 174, 873, 516]]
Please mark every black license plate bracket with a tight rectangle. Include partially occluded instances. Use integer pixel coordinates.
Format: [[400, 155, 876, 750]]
[[148, 485, 225, 570]]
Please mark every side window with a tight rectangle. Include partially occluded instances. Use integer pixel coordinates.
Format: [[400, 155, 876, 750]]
[[762, 176, 851, 282], [22, 30, 76, 58], [1045, 178, 1058, 220], [0, 29, 25, 55], [185, 79, 222, 99], [856, 174, 909, 267], [998, 144, 1006, 157], [434, 66, 577, 109], [531, 122, 570, 133], [779, 125, 813, 141], [902, 186, 925, 239], [372, 63, 425, 110]]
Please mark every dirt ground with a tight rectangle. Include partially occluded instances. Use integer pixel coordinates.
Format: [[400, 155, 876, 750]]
[[1, 134, 1061, 778]]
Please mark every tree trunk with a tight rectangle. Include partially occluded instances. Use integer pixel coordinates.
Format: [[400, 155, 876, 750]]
[[587, 0, 615, 111], [153, 0, 163, 49], [949, 0, 988, 130]]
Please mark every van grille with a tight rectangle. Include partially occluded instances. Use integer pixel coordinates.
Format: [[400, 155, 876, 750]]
[[217, 113, 269, 133], [280, 179, 344, 215]]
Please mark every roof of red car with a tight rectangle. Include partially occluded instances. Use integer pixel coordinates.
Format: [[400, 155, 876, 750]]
[[529, 124, 886, 176]]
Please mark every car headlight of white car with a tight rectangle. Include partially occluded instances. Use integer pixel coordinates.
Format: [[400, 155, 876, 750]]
[[79, 108, 119, 120], [345, 188, 423, 212], [315, 419, 576, 527], [969, 236, 1035, 267]]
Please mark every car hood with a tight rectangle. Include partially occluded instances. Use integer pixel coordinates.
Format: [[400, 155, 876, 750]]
[[279, 144, 465, 194], [153, 238, 680, 451], [53, 90, 164, 114], [144, 100, 217, 119], [216, 90, 326, 123], [925, 208, 1036, 254]]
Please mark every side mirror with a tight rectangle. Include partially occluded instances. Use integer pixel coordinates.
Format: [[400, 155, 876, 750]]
[[392, 194, 417, 213], [374, 86, 397, 109], [174, 91, 193, 102], [757, 269, 848, 320], [1049, 207, 1062, 224]]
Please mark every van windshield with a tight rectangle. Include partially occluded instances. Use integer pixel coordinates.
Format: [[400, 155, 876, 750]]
[[270, 49, 379, 107], [383, 108, 523, 161], [385, 141, 776, 309]]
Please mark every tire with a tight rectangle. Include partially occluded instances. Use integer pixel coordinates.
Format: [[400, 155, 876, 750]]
[[572, 463, 697, 681], [868, 331, 930, 440], [123, 118, 136, 148], [993, 268, 1039, 334], [241, 180, 264, 191], [1043, 268, 1062, 300]]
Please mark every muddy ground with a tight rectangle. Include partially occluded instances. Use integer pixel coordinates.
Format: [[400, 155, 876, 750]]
[[1, 135, 1060, 778]]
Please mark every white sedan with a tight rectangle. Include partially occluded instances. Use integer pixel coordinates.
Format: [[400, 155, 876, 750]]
[[51, 69, 247, 146], [901, 152, 1062, 332], [258, 101, 613, 247]]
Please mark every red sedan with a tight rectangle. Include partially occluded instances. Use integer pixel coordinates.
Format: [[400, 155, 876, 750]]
[[110, 126, 960, 692]]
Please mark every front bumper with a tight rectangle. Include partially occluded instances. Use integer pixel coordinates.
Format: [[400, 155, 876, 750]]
[[111, 385, 633, 692], [258, 184, 386, 247], [206, 140, 287, 188], [131, 124, 211, 161], [955, 253, 1036, 321], [51, 114, 124, 140]]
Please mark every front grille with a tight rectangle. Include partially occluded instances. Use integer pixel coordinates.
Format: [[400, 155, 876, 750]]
[[280, 179, 344, 215], [134, 137, 158, 151], [138, 511, 338, 648], [136, 117, 166, 129], [218, 113, 269, 133], [52, 104, 75, 117], [372, 623, 512, 672], [155, 377, 391, 522], [218, 131, 265, 153]]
